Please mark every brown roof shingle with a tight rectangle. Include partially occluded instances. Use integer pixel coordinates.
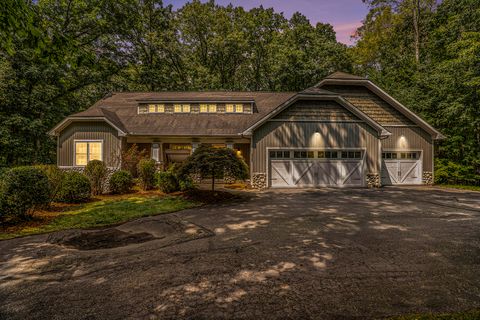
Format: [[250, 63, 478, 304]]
[[70, 92, 296, 136]]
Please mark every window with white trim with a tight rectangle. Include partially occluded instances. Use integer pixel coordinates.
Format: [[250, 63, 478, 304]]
[[75, 141, 103, 166]]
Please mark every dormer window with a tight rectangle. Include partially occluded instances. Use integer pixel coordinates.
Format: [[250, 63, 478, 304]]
[[226, 104, 244, 113], [139, 102, 252, 114], [174, 104, 190, 113], [140, 104, 165, 113], [200, 104, 216, 113]]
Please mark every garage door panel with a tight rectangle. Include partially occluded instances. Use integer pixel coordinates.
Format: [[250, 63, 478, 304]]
[[341, 161, 363, 185], [382, 157, 422, 185], [400, 161, 421, 184], [271, 161, 291, 187], [292, 162, 316, 186], [315, 162, 340, 186], [382, 161, 399, 184], [269, 153, 364, 187]]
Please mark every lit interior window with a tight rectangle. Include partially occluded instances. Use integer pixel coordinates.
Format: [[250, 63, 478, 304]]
[[208, 104, 217, 112], [200, 104, 208, 113], [157, 104, 165, 112], [170, 144, 192, 150], [75, 142, 88, 166], [235, 104, 243, 113], [174, 104, 182, 113], [148, 104, 156, 113], [226, 104, 234, 113], [89, 142, 102, 161], [183, 104, 191, 112], [75, 141, 102, 166]]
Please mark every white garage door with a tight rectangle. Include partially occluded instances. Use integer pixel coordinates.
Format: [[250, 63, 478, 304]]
[[269, 150, 364, 187], [381, 151, 422, 185]]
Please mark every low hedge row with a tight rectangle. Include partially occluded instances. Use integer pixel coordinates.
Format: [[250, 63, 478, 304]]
[[0, 162, 196, 221]]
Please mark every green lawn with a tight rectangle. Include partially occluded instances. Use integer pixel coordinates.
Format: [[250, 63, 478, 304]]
[[390, 310, 480, 320], [438, 184, 480, 192], [0, 194, 200, 240]]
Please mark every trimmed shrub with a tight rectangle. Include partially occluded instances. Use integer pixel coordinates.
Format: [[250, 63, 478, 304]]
[[137, 159, 156, 190], [178, 175, 196, 191], [84, 160, 107, 195], [57, 171, 91, 203], [110, 170, 134, 194], [155, 171, 179, 193], [35, 165, 64, 202], [0, 166, 51, 220]]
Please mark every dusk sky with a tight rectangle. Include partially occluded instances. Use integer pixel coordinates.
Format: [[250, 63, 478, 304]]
[[163, 0, 369, 45]]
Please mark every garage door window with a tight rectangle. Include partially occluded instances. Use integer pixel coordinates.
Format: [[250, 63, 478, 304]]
[[293, 151, 314, 159], [383, 152, 418, 159], [318, 151, 339, 159], [341, 151, 361, 159], [270, 150, 291, 159], [401, 152, 418, 159]]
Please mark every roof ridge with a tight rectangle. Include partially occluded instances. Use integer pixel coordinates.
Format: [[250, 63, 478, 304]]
[[107, 90, 297, 94]]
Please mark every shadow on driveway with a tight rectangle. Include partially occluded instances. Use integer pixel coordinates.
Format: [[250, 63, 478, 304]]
[[1, 186, 480, 319]]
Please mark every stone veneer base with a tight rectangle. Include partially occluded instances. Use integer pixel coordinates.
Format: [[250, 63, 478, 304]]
[[251, 173, 267, 189], [422, 171, 433, 185], [366, 173, 381, 188]]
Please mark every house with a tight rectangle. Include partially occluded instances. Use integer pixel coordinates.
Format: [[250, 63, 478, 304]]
[[49, 72, 444, 188]]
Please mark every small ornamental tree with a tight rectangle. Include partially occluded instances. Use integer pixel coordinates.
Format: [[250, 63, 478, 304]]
[[121, 144, 148, 177], [179, 146, 249, 192]]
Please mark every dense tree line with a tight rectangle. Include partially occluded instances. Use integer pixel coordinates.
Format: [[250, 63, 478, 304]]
[[353, 0, 480, 183], [1, 0, 478, 184], [0, 0, 350, 166]]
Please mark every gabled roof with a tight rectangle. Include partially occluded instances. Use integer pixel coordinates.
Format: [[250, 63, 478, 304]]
[[49, 72, 443, 140], [316, 72, 445, 140], [242, 93, 391, 138], [49, 107, 128, 136], [325, 71, 367, 80], [49, 92, 296, 137]]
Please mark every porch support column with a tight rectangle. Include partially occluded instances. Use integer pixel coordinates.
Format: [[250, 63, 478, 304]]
[[192, 142, 199, 152], [152, 143, 160, 162]]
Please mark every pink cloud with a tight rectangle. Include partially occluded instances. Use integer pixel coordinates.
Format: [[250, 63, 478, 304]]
[[333, 21, 362, 45]]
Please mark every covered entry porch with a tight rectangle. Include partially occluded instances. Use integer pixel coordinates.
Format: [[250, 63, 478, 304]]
[[124, 136, 250, 169]]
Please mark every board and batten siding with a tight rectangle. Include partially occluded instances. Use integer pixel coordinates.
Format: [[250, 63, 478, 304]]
[[251, 121, 380, 174], [58, 121, 121, 167], [381, 126, 433, 172]]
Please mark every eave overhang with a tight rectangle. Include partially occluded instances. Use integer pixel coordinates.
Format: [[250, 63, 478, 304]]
[[48, 117, 128, 137]]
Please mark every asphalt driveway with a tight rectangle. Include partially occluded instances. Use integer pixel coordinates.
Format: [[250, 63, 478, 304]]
[[1, 187, 480, 319]]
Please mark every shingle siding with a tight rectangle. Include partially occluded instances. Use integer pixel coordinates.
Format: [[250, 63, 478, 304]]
[[322, 85, 414, 125], [273, 100, 360, 121]]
